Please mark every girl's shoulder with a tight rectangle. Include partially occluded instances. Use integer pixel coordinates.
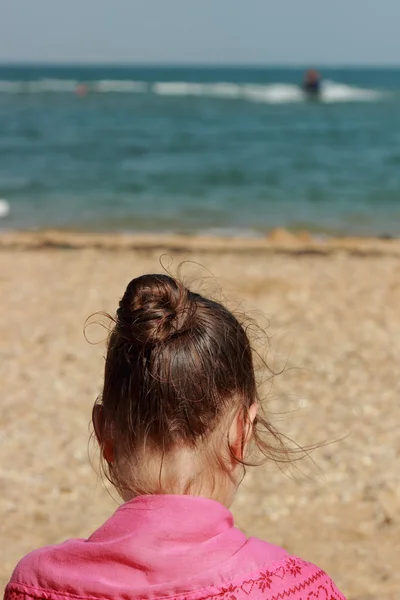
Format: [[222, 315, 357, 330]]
[[4, 539, 85, 600], [208, 553, 346, 600], [4, 538, 346, 600]]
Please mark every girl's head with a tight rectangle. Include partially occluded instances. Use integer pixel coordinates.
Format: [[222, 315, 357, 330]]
[[93, 273, 283, 506]]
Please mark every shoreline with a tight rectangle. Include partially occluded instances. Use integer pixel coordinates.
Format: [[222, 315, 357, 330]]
[[1, 228, 399, 256]]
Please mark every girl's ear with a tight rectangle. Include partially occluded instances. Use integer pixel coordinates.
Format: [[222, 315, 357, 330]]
[[92, 404, 115, 463], [228, 402, 258, 463], [92, 404, 103, 445], [245, 403, 258, 443]]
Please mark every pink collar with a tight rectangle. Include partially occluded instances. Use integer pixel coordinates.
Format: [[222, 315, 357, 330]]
[[88, 494, 246, 580], [12, 494, 287, 599]]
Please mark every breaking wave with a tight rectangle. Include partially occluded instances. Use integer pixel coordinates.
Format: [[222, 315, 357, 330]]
[[0, 78, 384, 103]]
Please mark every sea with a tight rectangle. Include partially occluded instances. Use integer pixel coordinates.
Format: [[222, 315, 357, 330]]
[[1, 65, 400, 237]]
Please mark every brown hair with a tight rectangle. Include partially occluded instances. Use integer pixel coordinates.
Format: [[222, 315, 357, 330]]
[[95, 273, 288, 496]]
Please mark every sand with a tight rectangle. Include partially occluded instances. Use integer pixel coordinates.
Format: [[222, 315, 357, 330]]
[[1, 233, 399, 600]]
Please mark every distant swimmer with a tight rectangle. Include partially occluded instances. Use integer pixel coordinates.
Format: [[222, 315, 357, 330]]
[[303, 69, 321, 99], [75, 83, 89, 97]]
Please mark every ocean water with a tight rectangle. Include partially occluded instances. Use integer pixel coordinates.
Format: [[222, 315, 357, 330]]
[[1, 65, 400, 236]]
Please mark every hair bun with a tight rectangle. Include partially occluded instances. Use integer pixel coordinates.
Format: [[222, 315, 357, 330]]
[[116, 274, 194, 347]]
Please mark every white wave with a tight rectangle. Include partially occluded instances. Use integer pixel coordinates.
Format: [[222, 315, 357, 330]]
[[0, 81, 24, 93], [94, 80, 147, 93], [153, 81, 246, 98], [0, 78, 146, 94], [153, 80, 382, 104], [153, 82, 207, 96], [320, 80, 382, 102], [28, 79, 78, 93], [152, 81, 303, 103], [207, 83, 242, 98], [242, 83, 304, 103], [0, 199, 10, 218], [0, 78, 384, 103], [0, 79, 78, 93]]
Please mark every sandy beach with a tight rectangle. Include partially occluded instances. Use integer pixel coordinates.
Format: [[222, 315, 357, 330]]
[[1, 232, 399, 600]]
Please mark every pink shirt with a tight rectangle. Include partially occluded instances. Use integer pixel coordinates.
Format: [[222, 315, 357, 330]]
[[5, 495, 346, 600]]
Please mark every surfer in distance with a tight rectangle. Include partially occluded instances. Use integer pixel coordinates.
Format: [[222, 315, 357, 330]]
[[75, 83, 89, 97], [303, 69, 322, 99]]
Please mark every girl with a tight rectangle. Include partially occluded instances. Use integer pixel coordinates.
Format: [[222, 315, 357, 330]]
[[5, 274, 346, 600]]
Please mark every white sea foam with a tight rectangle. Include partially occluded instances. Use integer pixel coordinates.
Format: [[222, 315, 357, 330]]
[[242, 83, 304, 103], [94, 80, 147, 93], [0, 81, 23, 93], [152, 82, 206, 96], [152, 80, 382, 104], [0, 78, 384, 103], [0, 199, 10, 218], [0, 79, 146, 94], [29, 79, 79, 93], [320, 80, 381, 102]]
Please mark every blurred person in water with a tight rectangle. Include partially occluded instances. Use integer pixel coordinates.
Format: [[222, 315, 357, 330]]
[[303, 69, 322, 98]]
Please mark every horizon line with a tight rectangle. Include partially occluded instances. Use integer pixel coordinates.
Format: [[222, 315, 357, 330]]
[[1, 61, 400, 69]]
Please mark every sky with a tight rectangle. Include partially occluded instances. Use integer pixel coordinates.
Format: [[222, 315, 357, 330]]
[[1, 0, 400, 65]]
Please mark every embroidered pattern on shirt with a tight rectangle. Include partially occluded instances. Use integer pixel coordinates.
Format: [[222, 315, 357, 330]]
[[211, 557, 345, 600], [5, 557, 346, 600]]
